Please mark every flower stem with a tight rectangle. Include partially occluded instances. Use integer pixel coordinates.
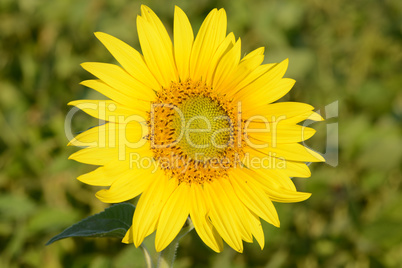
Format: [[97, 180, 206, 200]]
[[156, 241, 179, 268], [141, 218, 194, 268]]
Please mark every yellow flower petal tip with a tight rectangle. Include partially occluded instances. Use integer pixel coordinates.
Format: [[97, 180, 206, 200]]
[[70, 6, 325, 253]]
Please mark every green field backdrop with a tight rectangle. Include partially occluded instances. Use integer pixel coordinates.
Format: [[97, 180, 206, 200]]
[[1, 0, 401, 267]]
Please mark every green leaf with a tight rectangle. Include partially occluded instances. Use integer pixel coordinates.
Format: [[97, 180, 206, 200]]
[[46, 203, 135, 245]]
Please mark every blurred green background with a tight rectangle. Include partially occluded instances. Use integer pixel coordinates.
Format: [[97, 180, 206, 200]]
[[1, 0, 401, 267]]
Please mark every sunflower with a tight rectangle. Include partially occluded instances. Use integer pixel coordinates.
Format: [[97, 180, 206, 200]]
[[68, 5, 324, 253]]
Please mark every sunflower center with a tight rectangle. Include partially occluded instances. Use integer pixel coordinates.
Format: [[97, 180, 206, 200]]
[[173, 96, 230, 160], [148, 79, 244, 184]]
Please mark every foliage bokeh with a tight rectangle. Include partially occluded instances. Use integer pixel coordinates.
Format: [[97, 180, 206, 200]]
[[1, 0, 401, 267]]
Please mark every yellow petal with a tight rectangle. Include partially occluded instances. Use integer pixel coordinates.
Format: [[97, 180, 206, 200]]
[[235, 59, 289, 117], [245, 124, 316, 145], [212, 38, 241, 90], [189, 184, 223, 253], [243, 210, 265, 249], [69, 138, 150, 165], [242, 78, 296, 118], [190, 8, 227, 81], [137, 15, 178, 88], [282, 161, 311, 178], [246, 102, 315, 122], [216, 179, 254, 244], [241, 47, 265, 61], [155, 183, 191, 252], [68, 99, 148, 121], [239, 153, 298, 191], [132, 176, 177, 247], [81, 62, 155, 101], [231, 63, 275, 93], [255, 168, 297, 191], [68, 147, 117, 165], [235, 59, 288, 100], [204, 32, 235, 85], [306, 112, 324, 122], [265, 78, 295, 103], [230, 171, 280, 227], [95, 166, 160, 203], [268, 188, 311, 203], [94, 32, 160, 90], [217, 47, 265, 96], [204, 180, 244, 253], [75, 154, 149, 186], [237, 168, 311, 203], [122, 225, 134, 244], [80, 79, 150, 109], [76, 166, 113, 186], [68, 122, 147, 148], [141, 5, 172, 54], [280, 111, 324, 125], [245, 142, 325, 162], [174, 6, 194, 80], [68, 124, 108, 148], [240, 144, 312, 179]]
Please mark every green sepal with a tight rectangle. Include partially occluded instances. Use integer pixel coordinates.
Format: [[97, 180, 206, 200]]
[[46, 203, 135, 245]]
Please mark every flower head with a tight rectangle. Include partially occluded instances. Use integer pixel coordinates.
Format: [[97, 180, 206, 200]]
[[69, 5, 324, 253]]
